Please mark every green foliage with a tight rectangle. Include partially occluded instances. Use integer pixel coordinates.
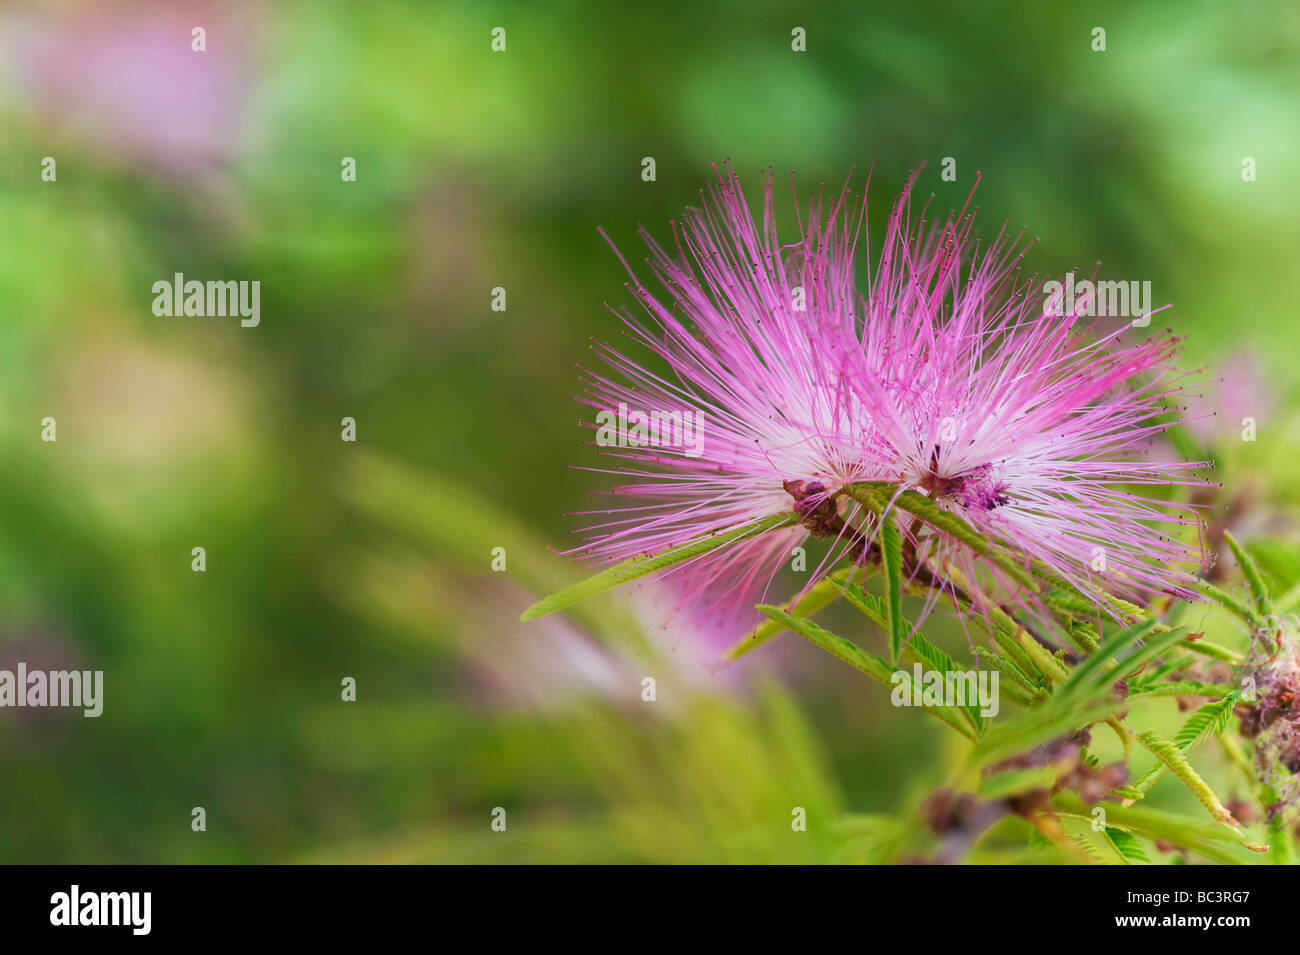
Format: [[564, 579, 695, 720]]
[[969, 694, 1124, 770], [1054, 796, 1258, 865], [1126, 681, 1237, 701], [1134, 731, 1238, 828], [1194, 579, 1264, 629], [844, 483, 1036, 588], [755, 605, 979, 740], [1223, 530, 1274, 616], [755, 605, 894, 685], [1054, 619, 1181, 700], [514, 453, 1286, 863], [1102, 826, 1152, 865], [1125, 693, 1240, 801], [979, 766, 1060, 799], [880, 514, 906, 662], [520, 512, 797, 621], [724, 567, 857, 660]]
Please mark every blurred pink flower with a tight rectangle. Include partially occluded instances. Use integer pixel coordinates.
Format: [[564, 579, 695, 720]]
[[1182, 351, 1276, 448], [3, 1, 255, 174], [455, 579, 636, 712]]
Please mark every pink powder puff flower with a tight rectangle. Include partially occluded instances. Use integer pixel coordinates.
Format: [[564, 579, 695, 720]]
[[572, 163, 878, 630], [568, 162, 1210, 639], [846, 173, 1211, 617]]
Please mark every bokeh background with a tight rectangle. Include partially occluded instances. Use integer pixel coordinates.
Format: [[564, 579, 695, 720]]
[[0, 0, 1298, 863]]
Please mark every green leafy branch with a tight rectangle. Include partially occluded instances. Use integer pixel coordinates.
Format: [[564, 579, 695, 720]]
[[520, 479, 1286, 863]]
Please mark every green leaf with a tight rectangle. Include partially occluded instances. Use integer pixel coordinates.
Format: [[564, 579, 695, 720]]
[[837, 579, 945, 667], [1172, 692, 1240, 748], [1270, 817, 1296, 866], [831, 813, 912, 864], [881, 515, 905, 662], [1128, 653, 1197, 689], [520, 512, 798, 621], [965, 623, 1165, 768], [723, 567, 856, 660], [979, 766, 1060, 799], [1223, 530, 1274, 616], [1063, 622, 1101, 656], [1027, 560, 1148, 620], [1054, 794, 1255, 865], [755, 605, 894, 684], [1127, 693, 1240, 798], [972, 648, 1045, 703], [1248, 539, 1300, 595], [1125, 681, 1237, 701], [991, 629, 1050, 688], [1013, 629, 1071, 684], [1046, 589, 1105, 620], [968, 694, 1123, 769], [1177, 636, 1241, 663], [833, 578, 887, 625], [844, 483, 1037, 590], [1101, 826, 1151, 865], [1050, 618, 1155, 698], [835, 576, 988, 729], [756, 605, 977, 740], [1194, 579, 1263, 629], [1069, 832, 1110, 864], [1135, 730, 1238, 828], [1055, 619, 1186, 701]]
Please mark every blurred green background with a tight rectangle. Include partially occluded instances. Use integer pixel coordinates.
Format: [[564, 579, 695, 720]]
[[0, 0, 1298, 863]]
